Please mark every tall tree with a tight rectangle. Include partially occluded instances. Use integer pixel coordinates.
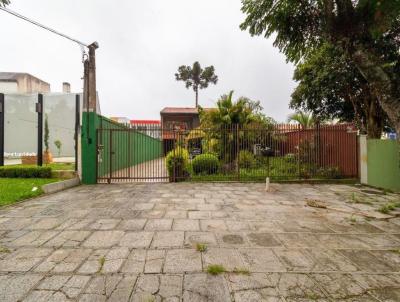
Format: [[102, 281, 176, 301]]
[[175, 61, 218, 108], [240, 0, 400, 138], [0, 0, 10, 6], [291, 43, 389, 138]]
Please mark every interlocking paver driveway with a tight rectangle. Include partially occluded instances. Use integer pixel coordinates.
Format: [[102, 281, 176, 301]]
[[0, 183, 399, 301]]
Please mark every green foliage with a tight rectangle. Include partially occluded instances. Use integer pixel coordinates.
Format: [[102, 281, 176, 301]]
[[54, 140, 62, 156], [0, 0, 10, 7], [290, 43, 389, 137], [240, 0, 400, 136], [44, 114, 50, 152], [0, 178, 59, 206], [196, 243, 207, 252], [192, 153, 219, 175], [166, 148, 189, 180], [175, 61, 218, 107], [378, 202, 400, 214], [207, 264, 226, 275], [287, 111, 315, 129], [0, 166, 52, 178], [238, 150, 256, 169]]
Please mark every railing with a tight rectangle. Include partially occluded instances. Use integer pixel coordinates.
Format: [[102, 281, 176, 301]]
[[96, 123, 359, 183]]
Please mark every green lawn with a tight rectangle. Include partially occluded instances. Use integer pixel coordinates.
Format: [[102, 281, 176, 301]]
[[0, 178, 59, 207]]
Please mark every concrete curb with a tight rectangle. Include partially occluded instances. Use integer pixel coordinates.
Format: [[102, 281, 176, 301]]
[[42, 177, 80, 194]]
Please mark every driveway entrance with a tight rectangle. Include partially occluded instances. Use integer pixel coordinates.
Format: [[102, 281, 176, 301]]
[[0, 183, 399, 301]]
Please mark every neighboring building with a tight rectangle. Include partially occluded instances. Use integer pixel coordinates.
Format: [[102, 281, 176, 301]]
[[160, 107, 201, 130], [110, 117, 131, 125], [160, 107, 202, 154], [131, 120, 161, 139], [0, 72, 50, 94]]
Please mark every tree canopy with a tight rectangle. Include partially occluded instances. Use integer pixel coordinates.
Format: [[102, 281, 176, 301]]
[[199, 91, 275, 128], [240, 0, 400, 137], [290, 43, 389, 138], [287, 111, 315, 129], [0, 0, 10, 6], [175, 61, 218, 108]]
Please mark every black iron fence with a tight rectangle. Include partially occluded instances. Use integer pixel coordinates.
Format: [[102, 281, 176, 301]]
[[97, 123, 359, 183]]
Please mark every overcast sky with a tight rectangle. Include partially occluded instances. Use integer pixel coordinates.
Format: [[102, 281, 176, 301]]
[[0, 0, 296, 122]]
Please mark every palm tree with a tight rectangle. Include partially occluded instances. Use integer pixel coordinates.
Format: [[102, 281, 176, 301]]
[[287, 111, 315, 129], [175, 61, 218, 108]]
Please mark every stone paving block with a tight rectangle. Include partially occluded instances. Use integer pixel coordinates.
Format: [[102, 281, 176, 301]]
[[306, 249, 359, 272], [274, 248, 316, 272], [117, 219, 147, 230], [119, 231, 153, 248], [217, 233, 249, 247], [164, 210, 188, 219], [121, 249, 146, 273], [0, 248, 52, 272], [145, 249, 166, 273], [203, 248, 247, 271], [339, 249, 397, 272], [172, 219, 200, 231], [310, 273, 366, 299], [26, 218, 64, 230], [247, 233, 282, 247], [89, 219, 121, 230], [10, 230, 59, 247], [164, 249, 202, 273], [43, 230, 91, 247], [183, 273, 231, 302], [151, 231, 184, 248], [82, 231, 125, 248], [225, 220, 251, 231], [276, 233, 321, 248], [184, 231, 218, 247], [239, 248, 285, 272], [37, 248, 92, 274], [188, 211, 210, 219], [272, 273, 328, 300], [145, 219, 173, 231], [0, 274, 43, 302], [200, 219, 227, 232]]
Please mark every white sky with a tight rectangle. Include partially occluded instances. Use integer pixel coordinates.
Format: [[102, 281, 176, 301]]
[[0, 0, 296, 122]]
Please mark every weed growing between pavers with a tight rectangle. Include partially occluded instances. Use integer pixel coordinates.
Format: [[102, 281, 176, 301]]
[[98, 256, 106, 273], [196, 243, 207, 252], [232, 267, 250, 275], [378, 202, 400, 214], [0, 246, 10, 253], [207, 265, 226, 275]]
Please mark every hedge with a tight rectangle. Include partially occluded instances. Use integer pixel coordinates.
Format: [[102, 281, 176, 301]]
[[0, 166, 52, 178]]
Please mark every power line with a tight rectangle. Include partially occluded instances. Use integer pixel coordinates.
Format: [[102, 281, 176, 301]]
[[0, 6, 89, 48]]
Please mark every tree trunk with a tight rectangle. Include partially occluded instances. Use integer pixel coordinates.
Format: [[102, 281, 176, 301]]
[[351, 47, 400, 140], [367, 98, 384, 139], [195, 87, 199, 108]]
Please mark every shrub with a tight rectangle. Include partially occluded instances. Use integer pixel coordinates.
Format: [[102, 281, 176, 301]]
[[238, 150, 256, 169], [0, 166, 52, 178], [166, 148, 189, 181], [191, 153, 219, 175]]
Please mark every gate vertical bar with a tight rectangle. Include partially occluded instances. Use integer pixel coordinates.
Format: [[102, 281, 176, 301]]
[[37, 94, 43, 167], [0, 94, 4, 166], [108, 129, 112, 184], [75, 94, 80, 172], [236, 124, 240, 181]]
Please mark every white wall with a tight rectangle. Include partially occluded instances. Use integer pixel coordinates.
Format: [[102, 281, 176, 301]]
[[0, 82, 18, 93]]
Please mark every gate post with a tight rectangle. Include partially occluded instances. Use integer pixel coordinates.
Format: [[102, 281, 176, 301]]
[[81, 42, 99, 185], [0, 94, 4, 166], [37, 94, 43, 167]]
